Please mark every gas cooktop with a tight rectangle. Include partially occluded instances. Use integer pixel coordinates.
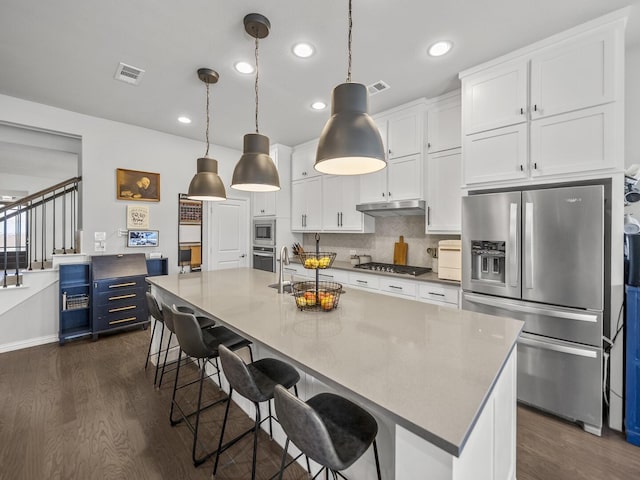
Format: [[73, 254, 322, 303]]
[[354, 262, 432, 276]]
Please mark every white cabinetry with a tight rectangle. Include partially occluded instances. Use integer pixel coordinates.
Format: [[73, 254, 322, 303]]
[[322, 176, 374, 232], [380, 277, 417, 299], [348, 272, 380, 291], [291, 139, 320, 181], [460, 17, 625, 187], [252, 144, 292, 217], [253, 191, 276, 216], [291, 177, 322, 232], [427, 91, 462, 153], [417, 283, 460, 307], [360, 100, 426, 204], [426, 149, 462, 234]]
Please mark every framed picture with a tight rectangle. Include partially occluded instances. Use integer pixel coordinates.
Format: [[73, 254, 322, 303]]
[[117, 168, 160, 202], [126, 205, 150, 229]]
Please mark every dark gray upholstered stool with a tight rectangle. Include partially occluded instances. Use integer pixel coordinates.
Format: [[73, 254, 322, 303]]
[[156, 300, 216, 388], [212, 344, 307, 480], [168, 307, 253, 466], [274, 384, 382, 480]]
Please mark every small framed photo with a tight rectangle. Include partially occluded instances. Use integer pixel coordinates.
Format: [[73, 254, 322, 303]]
[[127, 205, 150, 229], [117, 168, 160, 202]]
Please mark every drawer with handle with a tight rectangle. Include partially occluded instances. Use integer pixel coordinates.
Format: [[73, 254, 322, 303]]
[[93, 276, 146, 294], [348, 272, 380, 290], [380, 278, 417, 298], [418, 283, 460, 306]]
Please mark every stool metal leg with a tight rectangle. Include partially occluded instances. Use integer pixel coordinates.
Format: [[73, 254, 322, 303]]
[[277, 438, 289, 480], [373, 439, 382, 480], [158, 331, 173, 388], [212, 387, 234, 476], [251, 402, 261, 480], [153, 324, 165, 385], [144, 319, 157, 370], [169, 348, 183, 425]]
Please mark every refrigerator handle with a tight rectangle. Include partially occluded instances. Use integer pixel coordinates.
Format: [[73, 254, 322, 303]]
[[519, 334, 597, 358], [509, 203, 518, 287], [524, 202, 533, 289]]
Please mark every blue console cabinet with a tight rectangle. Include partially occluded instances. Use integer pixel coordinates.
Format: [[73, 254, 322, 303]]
[[626, 285, 640, 446]]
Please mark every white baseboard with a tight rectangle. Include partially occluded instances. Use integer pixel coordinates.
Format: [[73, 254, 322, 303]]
[[0, 334, 58, 354]]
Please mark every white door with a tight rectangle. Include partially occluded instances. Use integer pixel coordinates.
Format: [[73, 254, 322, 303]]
[[209, 198, 249, 270], [426, 149, 462, 233], [387, 154, 421, 201], [427, 99, 461, 153], [322, 175, 342, 231], [387, 108, 423, 159]]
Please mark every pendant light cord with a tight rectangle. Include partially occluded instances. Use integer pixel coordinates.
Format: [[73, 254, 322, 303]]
[[347, 0, 352, 83], [204, 82, 211, 157], [255, 36, 260, 134]]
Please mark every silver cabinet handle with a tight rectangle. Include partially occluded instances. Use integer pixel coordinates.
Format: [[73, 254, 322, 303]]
[[356, 279, 368, 284], [382, 192, 385, 197], [509, 203, 518, 287], [337, 212, 340, 227], [427, 206, 431, 226], [519, 334, 597, 358], [389, 285, 403, 290], [524, 202, 533, 289], [428, 292, 445, 297], [340, 212, 343, 226]]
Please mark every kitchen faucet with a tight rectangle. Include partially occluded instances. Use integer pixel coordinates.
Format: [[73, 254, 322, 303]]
[[278, 245, 291, 294]]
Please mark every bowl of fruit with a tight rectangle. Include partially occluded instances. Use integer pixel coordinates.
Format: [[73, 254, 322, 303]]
[[298, 252, 337, 270], [292, 281, 342, 312]]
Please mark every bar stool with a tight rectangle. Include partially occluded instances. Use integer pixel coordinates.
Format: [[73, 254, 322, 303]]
[[273, 384, 382, 480], [144, 292, 174, 385], [169, 307, 252, 466], [156, 301, 216, 388], [212, 344, 306, 480]]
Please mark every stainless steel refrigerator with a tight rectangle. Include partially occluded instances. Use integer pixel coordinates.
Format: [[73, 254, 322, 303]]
[[461, 184, 605, 435]]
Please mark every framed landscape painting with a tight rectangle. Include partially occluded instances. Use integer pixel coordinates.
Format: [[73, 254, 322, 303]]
[[117, 168, 160, 202]]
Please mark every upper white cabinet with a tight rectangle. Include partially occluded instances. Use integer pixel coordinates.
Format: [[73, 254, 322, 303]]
[[460, 13, 625, 187], [426, 149, 462, 234], [427, 92, 462, 153], [252, 144, 291, 217], [385, 107, 424, 159], [291, 139, 320, 181], [291, 176, 322, 231], [322, 176, 374, 232]]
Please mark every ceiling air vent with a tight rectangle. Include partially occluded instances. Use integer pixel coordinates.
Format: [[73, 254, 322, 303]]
[[367, 80, 390, 96], [114, 62, 145, 85]]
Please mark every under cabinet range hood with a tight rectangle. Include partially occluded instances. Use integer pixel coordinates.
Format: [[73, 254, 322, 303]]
[[356, 199, 426, 217]]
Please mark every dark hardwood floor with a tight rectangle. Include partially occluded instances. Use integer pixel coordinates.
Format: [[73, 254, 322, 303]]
[[1, 328, 639, 479]]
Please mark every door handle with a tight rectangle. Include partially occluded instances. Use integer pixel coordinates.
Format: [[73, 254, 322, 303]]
[[240, 254, 246, 258], [509, 203, 518, 287], [427, 206, 431, 226], [519, 334, 597, 358], [524, 202, 534, 289]]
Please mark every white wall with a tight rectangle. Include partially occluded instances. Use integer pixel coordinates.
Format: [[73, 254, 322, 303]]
[[626, 43, 640, 215], [0, 93, 248, 273]]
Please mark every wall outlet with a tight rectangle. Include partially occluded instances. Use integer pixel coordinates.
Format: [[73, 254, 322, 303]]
[[349, 250, 357, 256], [118, 228, 128, 237]]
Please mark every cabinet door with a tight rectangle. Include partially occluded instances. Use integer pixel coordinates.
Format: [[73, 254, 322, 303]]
[[427, 99, 461, 153], [530, 30, 616, 120], [387, 108, 423, 159], [388, 154, 422, 201], [322, 176, 342, 230], [291, 140, 319, 181], [359, 169, 387, 203], [463, 124, 528, 185], [253, 191, 276, 216], [427, 150, 461, 233], [304, 176, 323, 231], [463, 60, 528, 134], [339, 176, 364, 231], [530, 103, 614, 178], [291, 180, 306, 231]]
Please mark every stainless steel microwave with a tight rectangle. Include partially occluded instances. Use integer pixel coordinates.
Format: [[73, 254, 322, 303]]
[[253, 218, 276, 246]]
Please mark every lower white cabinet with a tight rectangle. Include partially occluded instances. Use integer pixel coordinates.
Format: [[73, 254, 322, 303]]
[[348, 272, 380, 291], [380, 277, 418, 299], [418, 283, 460, 307], [317, 269, 349, 285], [426, 149, 461, 234]]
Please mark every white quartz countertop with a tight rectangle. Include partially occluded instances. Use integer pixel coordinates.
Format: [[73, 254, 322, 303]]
[[147, 268, 523, 456]]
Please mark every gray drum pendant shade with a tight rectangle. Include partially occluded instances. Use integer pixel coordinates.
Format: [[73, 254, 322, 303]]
[[187, 68, 226, 201], [314, 82, 386, 175], [231, 13, 280, 192], [188, 156, 226, 201], [231, 133, 280, 192]]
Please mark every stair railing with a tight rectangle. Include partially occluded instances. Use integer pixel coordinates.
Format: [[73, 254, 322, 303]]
[[1, 176, 81, 287]]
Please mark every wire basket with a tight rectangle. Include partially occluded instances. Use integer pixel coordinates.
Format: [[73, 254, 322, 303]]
[[66, 294, 89, 310], [292, 281, 342, 312], [298, 252, 337, 269]]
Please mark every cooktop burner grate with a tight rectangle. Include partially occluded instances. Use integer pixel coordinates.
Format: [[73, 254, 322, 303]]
[[354, 262, 431, 276]]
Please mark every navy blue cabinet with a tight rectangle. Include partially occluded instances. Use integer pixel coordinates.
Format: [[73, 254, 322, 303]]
[[59, 263, 92, 344], [91, 254, 149, 337], [626, 285, 640, 446]]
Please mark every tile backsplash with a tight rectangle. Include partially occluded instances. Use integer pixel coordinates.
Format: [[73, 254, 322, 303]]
[[302, 216, 459, 270]]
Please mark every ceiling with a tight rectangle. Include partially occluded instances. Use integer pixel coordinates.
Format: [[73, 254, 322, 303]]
[[0, 0, 638, 151]]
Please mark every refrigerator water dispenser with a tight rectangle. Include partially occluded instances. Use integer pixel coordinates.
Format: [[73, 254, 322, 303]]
[[471, 241, 506, 284]]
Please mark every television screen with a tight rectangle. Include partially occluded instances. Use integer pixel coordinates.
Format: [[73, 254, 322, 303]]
[[127, 230, 159, 247]]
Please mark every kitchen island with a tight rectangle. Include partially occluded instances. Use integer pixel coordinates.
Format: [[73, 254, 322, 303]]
[[147, 268, 523, 480]]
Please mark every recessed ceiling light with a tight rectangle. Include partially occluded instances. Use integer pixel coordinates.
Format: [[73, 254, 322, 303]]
[[293, 42, 315, 58], [311, 101, 327, 110], [234, 61, 255, 74], [428, 40, 453, 57], [178, 116, 192, 124]]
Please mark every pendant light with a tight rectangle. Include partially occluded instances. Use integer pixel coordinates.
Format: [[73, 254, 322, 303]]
[[187, 68, 226, 201], [231, 13, 280, 192], [314, 0, 386, 175]]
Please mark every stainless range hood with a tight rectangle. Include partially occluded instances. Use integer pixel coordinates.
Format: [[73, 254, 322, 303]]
[[356, 199, 426, 217]]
